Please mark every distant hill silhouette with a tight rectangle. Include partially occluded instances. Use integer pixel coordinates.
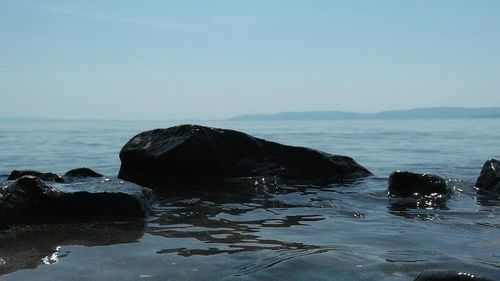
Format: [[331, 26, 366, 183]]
[[228, 107, 500, 121]]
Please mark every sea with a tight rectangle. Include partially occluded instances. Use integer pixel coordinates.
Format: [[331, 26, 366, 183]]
[[0, 118, 499, 280]]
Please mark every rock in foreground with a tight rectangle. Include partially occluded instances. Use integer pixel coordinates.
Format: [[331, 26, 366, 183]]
[[7, 170, 64, 183], [118, 124, 372, 189], [0, 176, 151, 227], [388, 171, 451, 197], [414, 270, 495, 281], [475, 158, 500, 195]]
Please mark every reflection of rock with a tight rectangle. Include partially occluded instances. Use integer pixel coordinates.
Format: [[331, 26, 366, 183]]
[[118, 124, 372, 189], [0, 222, 145, 276], [414, 270, 494, 281], [388, 171, 451, 197], [475, 159, 500, 195], [64, 167, 103, 179], [0, 176, 151, 227], [388, 197, 448, 221], [475, 195, 500, 207], [148, 187, 331, 258], [7, 170, 64, 183]]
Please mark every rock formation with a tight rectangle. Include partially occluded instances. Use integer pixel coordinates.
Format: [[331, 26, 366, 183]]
[[475, 158, 500, 195], [388, 171, 451, 197], [414, 270, 494, 281], [7, 170, 64, 183], [118, 124, 372, 189], [0, 176, 151, 227], [64, 167, 103, 178]]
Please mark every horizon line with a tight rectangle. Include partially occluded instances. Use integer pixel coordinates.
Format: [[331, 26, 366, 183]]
[[2, 106, 500, 122]]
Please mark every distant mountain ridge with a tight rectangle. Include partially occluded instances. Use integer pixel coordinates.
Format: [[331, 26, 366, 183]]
[[227, 107, 500, 121]]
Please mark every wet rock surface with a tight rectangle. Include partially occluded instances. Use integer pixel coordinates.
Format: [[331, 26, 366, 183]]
[[7, 170, 64, 183], [475, 158, 500, 195], [414, 270, 495, 281], [118, 124, 372, 189], [64, 167, 103, 178], [388, 171, 451, 197], [0, 176, 152, 227]]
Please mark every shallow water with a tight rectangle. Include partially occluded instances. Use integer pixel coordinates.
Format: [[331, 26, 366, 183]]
[[0, 119, 499, 280]]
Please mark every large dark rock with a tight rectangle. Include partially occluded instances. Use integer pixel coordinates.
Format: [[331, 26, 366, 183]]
[[475, 158, 500, 195], [118, 124, 372, 188], [64, 167, 103, 178], [7, 170, 64, 183], [388, 171, 451, 197], [0, 176, 151, 227], [414, 270, 495, 281]]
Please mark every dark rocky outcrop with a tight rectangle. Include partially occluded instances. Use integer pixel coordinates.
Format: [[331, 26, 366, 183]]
[[414, 270, 495, 281], [388, 171, 451, 197], [118, 124, 372, 189], [7, 170, 64, 183], [475, 158, 500, 195], [64, 167, 103, 178], [0, 176, 151, 227]]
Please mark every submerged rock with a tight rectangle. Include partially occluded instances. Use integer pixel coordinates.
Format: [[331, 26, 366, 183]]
[[388, 171, 451, 197], [475, 158, 500, 195], [0, 176, 151, 227], [118, 124, 372, 189], [7, 170, 64, 183], [414, 270, 495, 281], [64, 167, 103, 178]]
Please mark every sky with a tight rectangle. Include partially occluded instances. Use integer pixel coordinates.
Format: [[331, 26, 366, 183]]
[[1, 0, 499, 120]]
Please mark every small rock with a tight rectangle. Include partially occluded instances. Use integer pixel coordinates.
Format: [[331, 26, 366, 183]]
[[7, 170, 64, 183], [388, 171, 450, 197], [64, 167, 103, 178], [0, 176, 151, 227], [414, 270, 495, 281], [475, 158, 500, 195]]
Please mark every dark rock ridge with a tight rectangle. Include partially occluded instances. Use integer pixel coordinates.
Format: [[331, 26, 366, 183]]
[[388, 171, 451, 197], [7, 170, 64, 183], [0, 176, 151, 227], [118, 124, 372, 189], [414, 270, 495, 281], [475, 158, 500, 195], [64, 167, 103, 178], [7, 168, 103, 184]]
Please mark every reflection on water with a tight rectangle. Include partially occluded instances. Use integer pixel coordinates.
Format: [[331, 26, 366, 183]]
[[140, 179, 499, 279], [387, 195, 449, 221], [149, 181, 333, 260], [1, 177, 499, 280], [144, 182, 357, 277], [475, 193, 500, 207], [0, 221, 145, 276]]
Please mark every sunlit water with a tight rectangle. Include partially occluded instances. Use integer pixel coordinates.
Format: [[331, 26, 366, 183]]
[[0, 119, 499, 280]]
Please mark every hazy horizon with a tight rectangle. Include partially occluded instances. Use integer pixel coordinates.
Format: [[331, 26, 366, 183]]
[[1, 1, 499, 120], [1, 106, 499, 122]]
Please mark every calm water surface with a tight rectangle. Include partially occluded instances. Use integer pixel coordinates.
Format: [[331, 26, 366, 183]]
[[0, 119, 499, 280]]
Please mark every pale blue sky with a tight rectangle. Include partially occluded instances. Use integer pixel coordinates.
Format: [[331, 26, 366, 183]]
[[1, 0, 499, 120]]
